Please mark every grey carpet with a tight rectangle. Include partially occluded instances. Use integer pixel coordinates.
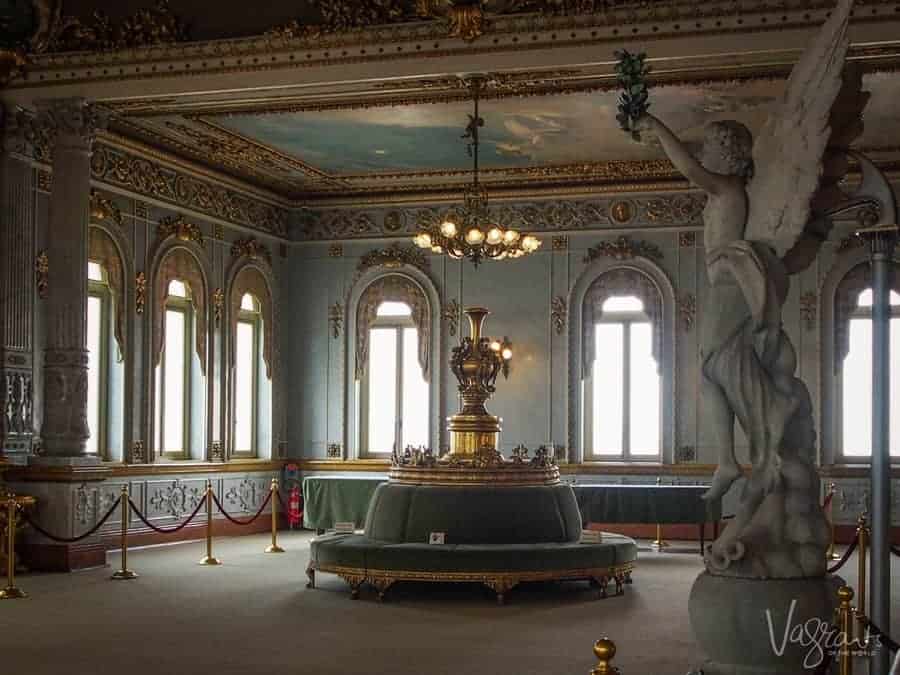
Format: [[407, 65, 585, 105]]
[[1, 532, 897, 675]]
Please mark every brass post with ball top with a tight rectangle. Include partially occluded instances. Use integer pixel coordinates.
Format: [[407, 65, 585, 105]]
[[591, 637, 621, 674], [0, 494, 26, 599], [111, 485, 137, 580], [198, 480, 221, 566], [265, 479, 284, 554]]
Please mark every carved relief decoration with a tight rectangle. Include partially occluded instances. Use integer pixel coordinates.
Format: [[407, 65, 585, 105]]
[[355, 243, 429, 280], [551, 296, 567, 336], [230, 266, 274, 378], [676, 445, 697, 463], [552, 236, 569, 251], [212, 288, 224, 324], [74, 484, 98, 526], [135, 272, 147, 314], [225, 478, 264, 512], [442, 298, 460, 337], [89, 144, 289, 237], [357, 275, 430, 380], [327, 443, 343, 459], [45, 0, 189, 53], [156, 215, 203, 246], [90, 190, 123, 227], [679, 231, 697, 248], [210, 441, 224, 461], [231, 237, 272, 264], [799, 291, 818, 331], [130, 440, 145, 463], [328, 244, 344, 258], [584, 236, 663, 263], [582, 268, 662, 377], [678, 292, 696, 332], [3, 371, 33, 437], [329, 302, 344, 339], [153, 248, 207, 374], [89, 227, 127, 358], [150, 480, 203, 518], [34, 251, 49, 300]]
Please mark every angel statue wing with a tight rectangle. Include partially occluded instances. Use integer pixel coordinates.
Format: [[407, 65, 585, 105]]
[[744, 0, 867, 269]]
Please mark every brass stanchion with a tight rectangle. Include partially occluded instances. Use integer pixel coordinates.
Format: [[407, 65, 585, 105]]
[[836, 586, 855, 675], [0, 495, 26, 599], [827, 483, 840, 561], [856, 512, 868, 634], [651, 523, 669, 550], [198, 480, 221, 566], [591, 637, 620, 674], [265, 479, 284, 554], [111, 486, 137, 580]]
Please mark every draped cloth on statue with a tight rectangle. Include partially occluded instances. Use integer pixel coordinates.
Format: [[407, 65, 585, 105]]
[[355, 274, 430, 381]]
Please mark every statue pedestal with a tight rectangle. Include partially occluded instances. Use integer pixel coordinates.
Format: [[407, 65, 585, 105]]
[[689, 571, 842, 674]]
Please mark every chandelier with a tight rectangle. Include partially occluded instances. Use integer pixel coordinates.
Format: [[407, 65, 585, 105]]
[[413, 76, 541, 266]]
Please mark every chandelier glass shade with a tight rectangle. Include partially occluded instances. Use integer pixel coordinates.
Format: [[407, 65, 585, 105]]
[[413, 78, 541, 266]]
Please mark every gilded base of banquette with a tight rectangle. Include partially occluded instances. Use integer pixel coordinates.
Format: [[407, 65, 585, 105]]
[[306, 561, 635, 604]]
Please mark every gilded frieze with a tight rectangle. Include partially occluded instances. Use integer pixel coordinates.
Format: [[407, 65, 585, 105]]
[[89, 144, 289, 237]]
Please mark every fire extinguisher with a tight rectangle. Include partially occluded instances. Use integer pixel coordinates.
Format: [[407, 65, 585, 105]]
[[287, 485, 302, 529]]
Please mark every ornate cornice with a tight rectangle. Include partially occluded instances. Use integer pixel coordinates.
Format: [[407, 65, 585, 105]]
[[300, 195, 704, 241]]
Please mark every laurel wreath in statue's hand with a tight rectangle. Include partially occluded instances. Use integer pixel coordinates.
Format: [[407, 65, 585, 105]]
[[615, 50, 651, 141]]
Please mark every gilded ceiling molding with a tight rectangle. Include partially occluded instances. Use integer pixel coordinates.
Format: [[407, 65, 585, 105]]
[[230, 237, 272, 264], [584, 236, 664, 263], [156, 215, 203, 246], [88, 143, 289, 237], [12, 1, 900, 90], [300, 195, 704, 241]]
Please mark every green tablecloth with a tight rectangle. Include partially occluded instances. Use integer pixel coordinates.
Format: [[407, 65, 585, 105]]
[[572, 484, 721, 525], [302, 476, 386, 530]]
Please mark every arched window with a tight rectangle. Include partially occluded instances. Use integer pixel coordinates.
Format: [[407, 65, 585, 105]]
[[584, 293, 661, 459], [569, 262, 674, 463], [360, 300, 430, 455], [227, 264, 274, 459], [85, 225, 128, 461], [838, 286, 900, 459], [155, 279, 194, 459]]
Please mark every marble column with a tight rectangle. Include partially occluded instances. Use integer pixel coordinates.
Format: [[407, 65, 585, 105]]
[[32, 98, 108, 461], [0, 105, 36, 460]]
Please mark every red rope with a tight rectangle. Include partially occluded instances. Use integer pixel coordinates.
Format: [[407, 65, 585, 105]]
[[128, 496, 205, 534], [24, 496, 122, 543], [211, 489, 272, 526]]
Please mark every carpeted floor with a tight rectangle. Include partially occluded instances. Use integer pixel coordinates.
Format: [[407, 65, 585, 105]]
[[1, 532, 897, 675]]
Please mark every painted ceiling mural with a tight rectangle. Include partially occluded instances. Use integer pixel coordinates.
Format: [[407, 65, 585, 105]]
[[112, 71, 900, 202]]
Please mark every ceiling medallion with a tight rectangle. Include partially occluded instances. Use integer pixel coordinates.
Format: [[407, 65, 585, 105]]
[[413, 76, 541, 267]]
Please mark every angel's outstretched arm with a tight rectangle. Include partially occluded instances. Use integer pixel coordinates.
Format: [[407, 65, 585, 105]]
[[641, 114, 728, 196]]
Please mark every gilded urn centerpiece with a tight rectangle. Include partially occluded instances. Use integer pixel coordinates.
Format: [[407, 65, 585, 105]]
[[389, 306, 559, 485]]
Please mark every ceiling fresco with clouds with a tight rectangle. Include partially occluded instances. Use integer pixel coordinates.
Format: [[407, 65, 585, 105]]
[[110, 71, 900, 203]]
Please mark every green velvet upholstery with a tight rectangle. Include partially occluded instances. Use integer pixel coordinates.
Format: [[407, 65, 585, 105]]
[[572, 484, 722, 525], [311, 534, 637, 574], [363, 483, 583, 545], [303, 476, 385, 530]]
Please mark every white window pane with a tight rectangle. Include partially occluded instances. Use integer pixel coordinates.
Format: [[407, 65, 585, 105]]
[[163, 309, 186, 453], [891, 318, 900, 457], [856, 288, 900, 307], [593, 324, 624, 456], [87, 262, 104, 282], [377, 301, 411, 317], [241, 293, 256, 311], [168, 279, 188, 298], [843, 318, 872, 457], [367, 328, 397, 453], [402, 328, 429, 448], [602, 296, 644, 313], [86, 295, 102, 455], [629, 322, 660, 456], [234, 321, 255, 452]]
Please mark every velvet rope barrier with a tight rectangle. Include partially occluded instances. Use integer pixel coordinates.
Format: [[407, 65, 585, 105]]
[[859, 615, 900, 655], [128, 497, 205, 535], [826, 537, 859, 574], [211, 489, 272, 526], [23, 495, 122, 544]]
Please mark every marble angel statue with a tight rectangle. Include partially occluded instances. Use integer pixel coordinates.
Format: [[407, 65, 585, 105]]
[[633, 0, 869, 578]]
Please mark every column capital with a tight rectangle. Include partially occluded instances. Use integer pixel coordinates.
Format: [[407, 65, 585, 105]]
[[856, 224, 899, 259], [32, 98, 109, 152]]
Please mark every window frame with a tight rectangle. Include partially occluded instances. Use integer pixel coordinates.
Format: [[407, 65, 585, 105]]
[[835, 287, 900, 464], [359, 308, 425, 457], [232, 294, 262, 458], [582, 300, 662, 462], [87, 262, 111, 459], [157, 287, 193, 460]]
